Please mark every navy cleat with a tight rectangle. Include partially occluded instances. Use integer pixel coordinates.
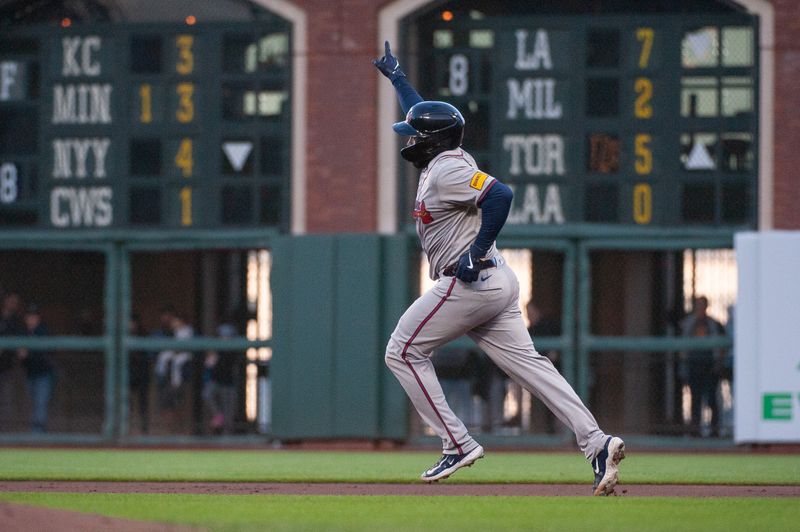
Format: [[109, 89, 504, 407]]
[[591, 436, 626, 496], [421, 445, 484, 483]]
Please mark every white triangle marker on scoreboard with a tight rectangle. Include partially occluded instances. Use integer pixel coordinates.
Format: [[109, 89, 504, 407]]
[[686, 142, 715, 170], [223, 142, 253, 172]]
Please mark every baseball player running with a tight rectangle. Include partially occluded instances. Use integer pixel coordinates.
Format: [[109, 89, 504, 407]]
[[374, 41, 625, 495]]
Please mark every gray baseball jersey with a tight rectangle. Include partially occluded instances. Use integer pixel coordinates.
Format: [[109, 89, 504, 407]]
[[385, 148, 609, 460], [412, 148, 499, 280]]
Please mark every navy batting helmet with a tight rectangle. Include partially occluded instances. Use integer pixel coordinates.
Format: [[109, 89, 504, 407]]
[[393, 101, 465, 168]]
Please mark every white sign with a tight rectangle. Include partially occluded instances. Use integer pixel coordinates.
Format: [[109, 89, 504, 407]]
[[735, 231, 800, 443]]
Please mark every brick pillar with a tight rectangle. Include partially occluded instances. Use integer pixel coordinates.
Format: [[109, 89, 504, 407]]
[[301, 0, 395, 233], [772, 0, 800, 229]]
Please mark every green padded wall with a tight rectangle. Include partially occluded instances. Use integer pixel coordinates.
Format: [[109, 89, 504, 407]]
[[271, 235, 410, 440]]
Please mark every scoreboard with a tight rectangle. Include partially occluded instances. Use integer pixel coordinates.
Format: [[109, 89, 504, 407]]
[[415, 13, 758, 228], [0, 20, 291, 229]]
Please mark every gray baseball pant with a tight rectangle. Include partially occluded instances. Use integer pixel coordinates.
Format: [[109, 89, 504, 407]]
[[385, 260, 608, 459]]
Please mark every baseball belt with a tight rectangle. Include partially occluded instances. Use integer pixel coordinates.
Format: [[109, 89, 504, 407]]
[[442, 256, 499, 277]]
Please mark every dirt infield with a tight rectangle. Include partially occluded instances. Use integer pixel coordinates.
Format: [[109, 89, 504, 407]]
[[2, 480, 799, 497], [0, 501, 200, 532]]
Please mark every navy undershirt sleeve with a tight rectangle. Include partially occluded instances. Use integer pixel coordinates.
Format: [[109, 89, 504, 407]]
[[471, 181, 513, 258], [392, 77, 424, 114]]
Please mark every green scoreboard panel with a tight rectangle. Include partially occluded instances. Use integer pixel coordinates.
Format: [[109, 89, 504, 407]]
[[0, 21, 291, 229], [415, 13, 758, 228]]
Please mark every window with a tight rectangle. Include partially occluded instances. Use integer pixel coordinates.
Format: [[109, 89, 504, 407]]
[[681, 77, 718, 117], [586, 78, 620, 117], [129, 187, 161, 224], [681, 182, 715, 223], [587, 133, 621, 173], [129, 139, 162, 176], [587, 29, 620, 68], [682, 27, 718, 68], [130, 36, 162, 73], [584, 182, 619, 222], [721, 27, 753, 67], [221, 185, 253, 224]]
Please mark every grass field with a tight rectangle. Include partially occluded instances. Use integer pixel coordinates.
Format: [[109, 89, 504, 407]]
[[0, 448, 799, 484], [1, 492, 799, 532], [0, 449, 798, 531]]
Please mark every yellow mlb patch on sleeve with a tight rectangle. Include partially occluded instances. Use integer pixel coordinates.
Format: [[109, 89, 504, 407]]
[[469, 172, 489, 191]]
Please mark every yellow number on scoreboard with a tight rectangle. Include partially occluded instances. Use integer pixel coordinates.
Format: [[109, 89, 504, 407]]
[[634, 134, 653, 175], [634, 78, 653, 119], [175, 83, 194, 123], [174, 138, 193, 177], [636, 27, 654, 69], [633, 183, 652, 225], [180, 186, 192, 226], [139, 84, 152, 124], [176, 35, 194, 75]]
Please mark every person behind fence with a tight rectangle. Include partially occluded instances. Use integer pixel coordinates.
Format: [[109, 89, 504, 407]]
[[202, 322, 239, 434], [679, 296, 725, 437], [18, 304, 55, 433], [469, 351, 505, 433], [0, 292, 25, 427], [150, 305, 176, 407], [129, 314, 151, 434], [155, 311, 194, 411], [431, 346, 477, 426], [151, 306, 177, 340], [475, 302, 562, 433], [526, 301, 561, 433]]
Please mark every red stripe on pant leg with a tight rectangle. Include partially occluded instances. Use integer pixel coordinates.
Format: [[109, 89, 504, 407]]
[[402, 278, 463, 454]]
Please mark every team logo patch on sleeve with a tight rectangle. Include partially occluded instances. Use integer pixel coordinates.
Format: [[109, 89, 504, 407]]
[[469, 172, 489, 191]]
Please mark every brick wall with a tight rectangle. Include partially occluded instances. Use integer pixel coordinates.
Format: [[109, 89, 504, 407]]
[[772, 0, 800, 228], [299, 0, 394, 233]]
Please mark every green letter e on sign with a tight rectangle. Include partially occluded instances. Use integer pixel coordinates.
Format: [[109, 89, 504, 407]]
[[762, 393, 793, 420]]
